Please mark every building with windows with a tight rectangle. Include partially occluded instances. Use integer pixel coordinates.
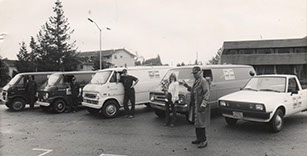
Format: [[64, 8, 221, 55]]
[[221, 37, 307, 85], [76, 48, 136, 71]]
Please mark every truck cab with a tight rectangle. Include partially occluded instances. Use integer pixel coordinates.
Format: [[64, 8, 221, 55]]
[[218, 74, 307, 132]]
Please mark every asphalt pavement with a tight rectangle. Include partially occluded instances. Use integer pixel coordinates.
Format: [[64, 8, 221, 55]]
[[1, 104, 307, 156]]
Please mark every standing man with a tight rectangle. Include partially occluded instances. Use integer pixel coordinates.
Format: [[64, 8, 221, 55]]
[[183, 66, 210, 148], [25, 76, 37, 110], [67, 76, 80, 112], [121, 69, 139, 119]]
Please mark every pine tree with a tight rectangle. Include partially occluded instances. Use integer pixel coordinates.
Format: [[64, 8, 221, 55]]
[[208, 48, 223, 65], [35, 0, 78, 71], [16, 42, 34, 72]]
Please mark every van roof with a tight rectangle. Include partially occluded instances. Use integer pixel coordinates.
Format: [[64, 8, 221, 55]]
[[98, 66, 172, 72], [17, 72, 57, 76], [173, 64, 253, 70], [50, 71, 98, 76]]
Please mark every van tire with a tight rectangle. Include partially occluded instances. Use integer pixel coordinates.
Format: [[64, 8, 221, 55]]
[[154, 108, 165, 118], [225, 117, 238, 126], [87, 107, 100, 115], [52, 99, 66, 113], [9, 98, 26, 111], [102, 100, 119, 118], [270, 108, 284, 133]]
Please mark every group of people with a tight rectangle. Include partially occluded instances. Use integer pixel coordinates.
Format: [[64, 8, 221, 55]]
[[162, 66, 210, 148], [121, 66, 211, 148]]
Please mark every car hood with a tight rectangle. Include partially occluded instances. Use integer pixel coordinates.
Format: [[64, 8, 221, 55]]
[[219, 90, 286, 104]]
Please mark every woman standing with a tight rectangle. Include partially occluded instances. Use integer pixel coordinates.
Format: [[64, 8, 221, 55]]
[[165, 73, 179, 127], [183, 66, 210, 148]]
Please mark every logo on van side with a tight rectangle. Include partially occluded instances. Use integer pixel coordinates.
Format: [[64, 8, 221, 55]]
[[223, 69, 235, 80]]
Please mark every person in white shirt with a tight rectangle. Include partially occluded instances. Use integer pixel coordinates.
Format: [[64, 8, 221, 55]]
[[165, 73, 179, 127]]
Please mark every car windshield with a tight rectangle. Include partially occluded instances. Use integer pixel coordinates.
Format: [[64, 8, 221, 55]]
[[47, 74, 62, 86], [8, 75, 21, 85], [244, 77, 286, 92], [90, 71, 112, 84], [162, 68, 194, 84]]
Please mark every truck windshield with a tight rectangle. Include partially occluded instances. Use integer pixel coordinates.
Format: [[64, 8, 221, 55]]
[[8, 75, 22, 85], [90, 71, 112, 84], [162, 68, 194, 84], [47, 74, 62, 86], [244, 77, 286, 92]]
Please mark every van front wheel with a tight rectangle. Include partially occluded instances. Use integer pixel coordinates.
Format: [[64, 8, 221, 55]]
[[53, 99, 66, 113], [102, 100, 119, 118], [9, 98, 26, 111]]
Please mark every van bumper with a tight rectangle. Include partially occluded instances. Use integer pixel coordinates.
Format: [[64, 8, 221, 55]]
[[36, 101, 51, 107], [82, 102, 102, 109], [149, 102, 189, 113]]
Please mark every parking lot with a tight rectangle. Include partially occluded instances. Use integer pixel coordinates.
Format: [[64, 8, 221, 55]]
[[1, 103, 307, 156]]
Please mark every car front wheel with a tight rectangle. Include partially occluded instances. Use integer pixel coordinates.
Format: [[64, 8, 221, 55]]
[[270, 108, 284, 133]]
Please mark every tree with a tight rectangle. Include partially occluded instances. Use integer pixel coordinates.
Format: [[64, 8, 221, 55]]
[[0, 56, 10, 87], [15, 42, 35, 72], [208, 48, 223, 65], [143, 55, 162, 66], [17, 0, 78, 72]]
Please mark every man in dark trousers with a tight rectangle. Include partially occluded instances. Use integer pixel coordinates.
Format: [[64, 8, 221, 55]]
[[121, 69, 139, 119], [67, 76, 80, 112], [25, 76, 37, 110]]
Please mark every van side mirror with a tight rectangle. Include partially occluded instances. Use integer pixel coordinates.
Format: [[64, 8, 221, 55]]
[[291, 90, 298, 96], [249, 70, 255, 77]]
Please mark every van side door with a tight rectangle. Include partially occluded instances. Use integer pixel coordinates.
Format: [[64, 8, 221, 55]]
[[108, 71, 125, 106]]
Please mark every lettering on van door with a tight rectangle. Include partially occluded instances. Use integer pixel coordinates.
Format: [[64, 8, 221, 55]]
[[148, 71, 160, 79], [223, 69, 235, 80]]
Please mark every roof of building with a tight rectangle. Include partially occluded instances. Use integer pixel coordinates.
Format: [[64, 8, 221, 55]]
[[223, 36, 307, 49], [77, 48, 136, 58], [2, 59, 17, 67]]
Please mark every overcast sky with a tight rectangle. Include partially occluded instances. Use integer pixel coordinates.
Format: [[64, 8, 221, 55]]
[[0, 0, 306, 66]]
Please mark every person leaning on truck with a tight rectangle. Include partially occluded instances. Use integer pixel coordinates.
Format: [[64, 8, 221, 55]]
[[183, 66, 210, 148], [120, 69, 139, 119], [25, 76, 37, 110], [164, 73, 179, 127]]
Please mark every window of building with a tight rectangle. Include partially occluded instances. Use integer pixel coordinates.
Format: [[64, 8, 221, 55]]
[[120, 56, 123, 58], [294, 47, 307, 53], [257, 48, 274, 54], [114, 55, 117, 59], [275, 48, 293, 54], [238, 49, 255, 54], [276, 65, 295, 74], [226, 49, 238, 55], [80, 65, 83, 69]]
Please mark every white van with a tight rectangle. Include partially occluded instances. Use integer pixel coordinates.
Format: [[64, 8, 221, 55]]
[[149, 65, 256, 122], [82, 66, 172, 118]]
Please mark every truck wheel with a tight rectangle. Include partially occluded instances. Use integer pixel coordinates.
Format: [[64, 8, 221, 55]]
[[40, 105, 52, 112], [52, 99, 66, 113], [270, 108, 284, 133], [154, 108, 165, 118], [87, 107, 100, 115], [225, 117, 238, 126], [102, 100, 119, 118], [9, 98, 26, 111]]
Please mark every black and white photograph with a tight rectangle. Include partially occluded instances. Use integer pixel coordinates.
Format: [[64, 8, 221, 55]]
[[0, 0, 306, 155]]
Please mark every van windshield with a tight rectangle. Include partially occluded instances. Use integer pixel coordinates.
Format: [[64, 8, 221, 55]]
[[162, 68, 194, 84], [8, 75, 22, 85], [90, 71, 112, 84], [244, 77, 286, 92], [47, 74, 62, 86]]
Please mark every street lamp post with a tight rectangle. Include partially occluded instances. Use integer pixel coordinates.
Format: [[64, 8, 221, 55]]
[[88, 18, 102, 70]]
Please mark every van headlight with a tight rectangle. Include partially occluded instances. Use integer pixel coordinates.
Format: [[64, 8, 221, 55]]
[[255, 104, 264, 111], [219, 101, 227, 107], [178, 94, 185, 104], [150, 94, 155, 101]]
